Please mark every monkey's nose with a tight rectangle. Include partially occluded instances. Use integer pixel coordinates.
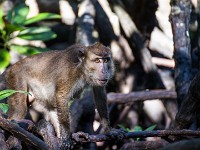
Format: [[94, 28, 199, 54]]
[[101, 68, 108, 74]]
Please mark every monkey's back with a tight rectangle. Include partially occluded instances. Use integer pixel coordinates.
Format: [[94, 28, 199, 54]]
[[5, 44, 86, 80], [3, 46, 86, 103]]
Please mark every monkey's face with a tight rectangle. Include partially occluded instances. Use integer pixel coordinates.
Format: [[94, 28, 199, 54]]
[[84, 51, 114, 86]]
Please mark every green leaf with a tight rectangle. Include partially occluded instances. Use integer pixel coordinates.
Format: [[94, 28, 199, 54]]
[[0, 89, 31, 101], [19, 27, 52, 35], [0, 49, 11, 71], [1, 30, 7, 40], [0, 90, 20, 100], [133, 126, 143, 141], [7, 4, 29, 25], [118, 124, 131, 132], [10, 44, 49, 55], [133, 125, 142, 132], [118, 124, 125, 129], [17, 27, 57, 41], [0, 103, 9, 113], [5, 23, 24, 33], [126, 128, 131, 132], [17, 32, 56, 41], [24, 13, 61, 25], [0, 90, 19, 100], [145, 125, 157, 131], [0, 9, 5, 30]]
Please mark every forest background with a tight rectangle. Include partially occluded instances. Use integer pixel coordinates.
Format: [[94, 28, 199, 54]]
[[0, 0, 199, 150]]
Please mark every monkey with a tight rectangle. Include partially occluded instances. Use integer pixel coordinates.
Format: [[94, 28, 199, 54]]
[[0, 43, 124, 149]]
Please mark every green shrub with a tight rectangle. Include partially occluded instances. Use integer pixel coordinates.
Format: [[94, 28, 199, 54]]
[[0, 3, 61, 71]]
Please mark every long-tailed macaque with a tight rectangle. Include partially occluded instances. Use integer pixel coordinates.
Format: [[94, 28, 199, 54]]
[[0, 43, 121, 149]]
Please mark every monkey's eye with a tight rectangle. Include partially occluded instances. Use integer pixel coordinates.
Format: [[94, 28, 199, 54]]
[[104, 58, 110, 63], [95, 58, 101, 63]]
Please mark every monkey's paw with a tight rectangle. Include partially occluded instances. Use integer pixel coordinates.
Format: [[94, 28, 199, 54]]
[[106, 128, 127, 141], [72, 131, 89, 143], [59, 135, 74, 150]]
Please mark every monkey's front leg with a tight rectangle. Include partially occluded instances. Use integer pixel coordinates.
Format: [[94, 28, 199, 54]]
[[93, 86, 126, 141], [101, 115, 127, 141], [92, 86, 113, 133], [56, 95, 73, 150]]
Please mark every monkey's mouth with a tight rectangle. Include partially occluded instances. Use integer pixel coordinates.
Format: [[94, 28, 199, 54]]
[[97, 79, 108, 85]]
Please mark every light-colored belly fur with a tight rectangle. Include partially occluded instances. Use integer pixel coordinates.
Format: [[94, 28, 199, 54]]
[[28, 79, 56, 102], [27, 77, 86, 137]]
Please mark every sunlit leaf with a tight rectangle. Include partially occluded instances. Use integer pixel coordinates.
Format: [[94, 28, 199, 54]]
[[145, 125, 156, 131], [10, 44, 49, 55], [126, 128, 131, 132], [133, 126, 142, 132], [7, 4, 29, 25], [1, 30, 6, 39], [19, 27, 52, 35], [118, 124, 131, 132], [0, 90, 19, 100], [17, 31, 56, 41], [17, 27, 56, 41], [133, 126, 142, 141], [0, 49, 11, 71], [0, 89, 31, 101], [0, 103, 9, 113], [0, 9, 5, 30], [24, 13, 61, 25]]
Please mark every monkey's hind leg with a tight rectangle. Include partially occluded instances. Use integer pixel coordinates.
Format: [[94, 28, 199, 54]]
[[55, 91, 73, 149], [7, 82, 28, 120]]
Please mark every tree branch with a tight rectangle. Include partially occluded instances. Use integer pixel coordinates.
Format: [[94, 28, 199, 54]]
[[35, 119, 59, 150], [0, 114, 49, 150], [73, 130, 200, 143], [170, 0, 192, 106], [107, 90, 177, 104]]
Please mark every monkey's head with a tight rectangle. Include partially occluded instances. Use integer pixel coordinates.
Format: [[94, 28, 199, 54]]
[[80, 43, 114, 86]]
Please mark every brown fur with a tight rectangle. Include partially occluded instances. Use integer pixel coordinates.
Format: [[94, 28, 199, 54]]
[[87, 42, 111, 57], [1, 42, 114, 149]]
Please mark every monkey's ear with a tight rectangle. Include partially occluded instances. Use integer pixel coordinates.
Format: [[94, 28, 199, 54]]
[[78, 48, 85, 62]]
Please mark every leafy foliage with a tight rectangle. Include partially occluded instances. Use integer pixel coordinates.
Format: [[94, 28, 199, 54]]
[[0, 90, 31, 113], [118, 124, 157, 141], [0, 3, 61, 71], [7, 4, 29, 25], [17, 27, 57, 41], [145, 124, 157, 131], [24, 13, 61, 25], [0, 103, 9, 114], [10, 45, 48, 55], [0, 49, 11, 70]]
